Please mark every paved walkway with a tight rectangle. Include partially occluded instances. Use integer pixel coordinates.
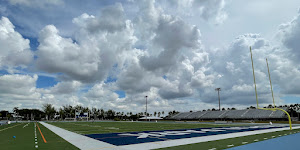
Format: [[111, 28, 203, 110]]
[[227, 132, 300, 150], [40, 122, 124, 150]]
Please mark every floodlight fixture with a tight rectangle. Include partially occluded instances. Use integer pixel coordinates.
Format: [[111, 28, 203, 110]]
[[145, 96, 148, 121], [215, 88, 221, 111]]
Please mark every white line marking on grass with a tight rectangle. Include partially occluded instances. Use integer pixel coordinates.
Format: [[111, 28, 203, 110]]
[[208, 148, 217, 150], [68, 122, 102, 128], [23, 123, 29, 128], [272, 136, 276, 138], [242, 142, 248, 144], [40, 122, 125, 150], [254, 139, 259, 142], [264, 138, 268, 140], [34, 123, 38, 149], [0, 123, 21, 132], [105, 127, 119, 130], [227, 144, 234, 147]]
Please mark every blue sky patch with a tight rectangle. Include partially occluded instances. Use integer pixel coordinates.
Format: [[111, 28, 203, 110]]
[[23, 36, 39, 51], [281, 96, 300, 104], [36, 75, 58, 88], [115, 90, 126, 98], [163, 75, 167, 80]]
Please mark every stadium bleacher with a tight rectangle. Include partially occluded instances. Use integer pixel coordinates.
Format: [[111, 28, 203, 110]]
[[169, 108, 288, 120]]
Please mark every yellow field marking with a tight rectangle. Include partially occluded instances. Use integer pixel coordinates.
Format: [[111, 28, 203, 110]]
[[250, 47, 292, 130], [0, 123, 22, 132]]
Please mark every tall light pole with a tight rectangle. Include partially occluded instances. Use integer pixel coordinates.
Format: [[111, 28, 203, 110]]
[[145, 96, 148, 121], [215, 88, 221, 111]]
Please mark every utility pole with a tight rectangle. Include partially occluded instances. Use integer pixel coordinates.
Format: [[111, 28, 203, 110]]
[[145, 96, 148, 121], [215, 88, 221, 111]]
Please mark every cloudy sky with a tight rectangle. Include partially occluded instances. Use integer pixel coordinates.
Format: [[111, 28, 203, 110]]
[[1, 0, 300, 113]]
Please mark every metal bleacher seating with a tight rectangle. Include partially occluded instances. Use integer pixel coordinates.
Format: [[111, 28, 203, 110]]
[[169, 107, 288, 120]]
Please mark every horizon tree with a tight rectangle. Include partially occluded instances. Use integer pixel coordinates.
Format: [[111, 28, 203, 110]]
[[43, 103, 56, 120]]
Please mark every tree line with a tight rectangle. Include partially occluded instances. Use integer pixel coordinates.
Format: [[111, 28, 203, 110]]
[[1, 104, 169, 121]]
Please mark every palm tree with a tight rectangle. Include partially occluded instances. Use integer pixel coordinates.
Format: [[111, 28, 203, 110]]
[[162, 111, 164, 117], [91, 107, 98, 119], [100, 109, 105, 119], [63, 105, 73, 118], [157, 112, 161, 117], [58, 108, 65, 120], [13, 107, 19, 114], [43, 103, 56, 120], [154, 111, 157, 117]]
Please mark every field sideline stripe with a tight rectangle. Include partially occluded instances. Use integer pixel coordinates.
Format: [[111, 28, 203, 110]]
[[0, 123, 21, 132], [36, 122, 47, 143]]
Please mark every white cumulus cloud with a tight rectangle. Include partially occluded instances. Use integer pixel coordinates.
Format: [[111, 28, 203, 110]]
[[0, 17, 33, 71]]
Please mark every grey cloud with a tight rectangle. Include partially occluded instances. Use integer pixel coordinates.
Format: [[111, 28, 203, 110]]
[[162, 0, 227, 24], [73, 3, 126, 33], [49, 81, 81, 95], [0, 74, 41, 110], [279, 10, 300, 63], [140, 15, 201, 72]]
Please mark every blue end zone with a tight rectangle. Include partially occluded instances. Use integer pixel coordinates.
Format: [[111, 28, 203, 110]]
[[85, 125, 288, 146]]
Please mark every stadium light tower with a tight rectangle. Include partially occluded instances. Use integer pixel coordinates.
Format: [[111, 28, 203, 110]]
[[215, 88, 221, 111], [145, 96, 148, 121]]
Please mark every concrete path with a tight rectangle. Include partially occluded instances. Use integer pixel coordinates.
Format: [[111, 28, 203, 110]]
[[40, 122, 125, 150]]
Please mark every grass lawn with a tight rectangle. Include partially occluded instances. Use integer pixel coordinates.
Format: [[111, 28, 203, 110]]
[[48, 121, 252, 134], [158, 128, 300, 150], [0, 122, 78, 150]]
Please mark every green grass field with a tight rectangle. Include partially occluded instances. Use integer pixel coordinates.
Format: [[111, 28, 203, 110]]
[[48, 121, 252, 134], [1, 121, 299, 150], [0, 122, 78, 150]]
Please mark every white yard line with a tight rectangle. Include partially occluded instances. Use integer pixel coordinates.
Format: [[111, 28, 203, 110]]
[[23, 123, 29, 128], [40, 122, 125, 150], [119, 126, 300, 150], [0, 123, 21, 132]]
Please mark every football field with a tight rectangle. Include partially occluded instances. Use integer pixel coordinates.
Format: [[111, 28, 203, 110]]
[[46, 121, 300, 150], [1, 121, 300, 150]]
